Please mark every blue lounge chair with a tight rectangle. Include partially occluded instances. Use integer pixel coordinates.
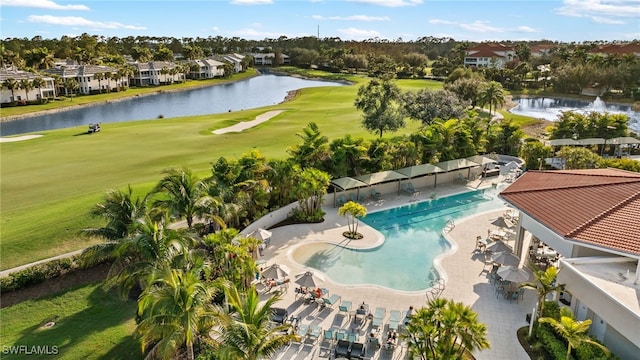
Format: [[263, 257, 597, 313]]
[[323, 294, 341, 308], [334, 339, 350, 359], [308, 325, 322, 342], [371, 188, 381, 200], [338, 194, 347, 206], [351, 342, 367, 359], [335, 330, 347, 341], [388, 310, 403, 330], [372, 307, 386, 328], [408, 182, 418, 193], [348, 332, 358, 343], [323, 329, 335, 346], [339, 300, 352, 319], [350, 193, 358, 202]]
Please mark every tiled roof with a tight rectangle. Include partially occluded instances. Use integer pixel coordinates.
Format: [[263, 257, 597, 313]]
[[466, 43, 514, 59], [500, 169, 640, 255], [590, 43, 640, 55]]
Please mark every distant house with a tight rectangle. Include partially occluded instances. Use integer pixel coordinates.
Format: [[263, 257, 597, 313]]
[[217, 53, 246, 73], [129, 61, 183, 86], [251, 52, 290, 66], [186, 58, 225, 79], [529, 44, 556, 58], [464, 43, 515, 68], [500, 168, 640, 360], [0, 69, 56, 104], [43, 64, 123, 95], [589, 43, 640, 58]]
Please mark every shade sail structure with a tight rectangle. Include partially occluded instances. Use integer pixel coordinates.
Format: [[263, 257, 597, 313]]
[[295, 271, 324, 288], [261, 264, 289, 280], [549, 138, 579, 146], [485, 240, 512, 253], [576, 138, 605, 145], [435, 158, 480, 172], [608, 136, 640, 145], [466, 155, 498, 167], [355, 170, 407, 185], [491, 251, 521, 266], [330, 177, 368, 191], [497, 266, 530, 283], [395, 163, 444, 178], [491, 216, 514, 229]]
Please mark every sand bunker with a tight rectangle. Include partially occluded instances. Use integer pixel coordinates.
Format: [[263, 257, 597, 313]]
[[0, 134, 43, 143], [213, 110, 285, 135]]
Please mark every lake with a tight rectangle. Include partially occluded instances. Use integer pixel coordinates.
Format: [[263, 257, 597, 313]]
[[0, 74, 346, 136]]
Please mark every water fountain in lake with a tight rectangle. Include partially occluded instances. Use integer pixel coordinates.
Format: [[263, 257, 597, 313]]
[[509, 96, 640, 134]]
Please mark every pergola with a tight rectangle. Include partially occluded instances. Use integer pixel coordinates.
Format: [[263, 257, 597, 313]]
[[355, 170, 408, 195], [329, 176, 368, 207], [436, 158, 481, 178], [396, 163, 444, 188]]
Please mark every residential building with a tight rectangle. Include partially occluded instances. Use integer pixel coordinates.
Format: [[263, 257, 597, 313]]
[[129, 61, 183, 86], [500, 168, 640, 360], [589, 43, 640, 58], [464, 43, 516, 68], [186, 58, 225, 79], [217, 53, 246, 73], [252, 52, 290, 66], [1, 69, 56, 104], [43, 64, 123, 95]]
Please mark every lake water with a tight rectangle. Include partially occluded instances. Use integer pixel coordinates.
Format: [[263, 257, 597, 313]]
[[509, 97, 640, 133], [0, 74, 346, 136]]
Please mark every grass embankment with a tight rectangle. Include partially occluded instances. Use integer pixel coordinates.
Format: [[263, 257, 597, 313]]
[[0, 70, 259, 119], [0, 74, 433, 269], [0, 282, 140, 360]]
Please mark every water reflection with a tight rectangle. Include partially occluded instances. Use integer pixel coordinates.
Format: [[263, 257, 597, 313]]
[[509, 97, 640, 133], [0, 74, 346, 136]]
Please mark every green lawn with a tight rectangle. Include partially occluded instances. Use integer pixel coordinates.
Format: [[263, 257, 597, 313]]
[[0, 74, 431, 269], [0, 282, 140, 360]]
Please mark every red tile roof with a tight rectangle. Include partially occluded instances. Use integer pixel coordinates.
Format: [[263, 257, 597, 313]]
[[466, 43, 514, 58], [500, 169, 640, 255]]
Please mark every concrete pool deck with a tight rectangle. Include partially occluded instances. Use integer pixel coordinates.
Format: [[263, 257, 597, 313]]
[[263, 178, 535, 360]]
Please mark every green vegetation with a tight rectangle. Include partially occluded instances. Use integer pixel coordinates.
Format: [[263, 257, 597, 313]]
[[0, 282, 140, 360]]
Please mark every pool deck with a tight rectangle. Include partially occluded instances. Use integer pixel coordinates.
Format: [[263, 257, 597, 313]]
[[264, 177, 535, 360]]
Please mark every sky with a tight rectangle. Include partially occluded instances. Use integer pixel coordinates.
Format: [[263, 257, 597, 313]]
[[1, 0, 639, 43]]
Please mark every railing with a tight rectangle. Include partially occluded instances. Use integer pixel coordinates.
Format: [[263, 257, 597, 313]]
[[442, 219, 455, 234]]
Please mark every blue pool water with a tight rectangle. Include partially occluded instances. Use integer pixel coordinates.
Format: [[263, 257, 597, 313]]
[[292, 190, 503, 291]]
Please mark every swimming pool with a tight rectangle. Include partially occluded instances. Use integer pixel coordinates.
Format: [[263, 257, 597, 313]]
[[290, 190, 503, 291]]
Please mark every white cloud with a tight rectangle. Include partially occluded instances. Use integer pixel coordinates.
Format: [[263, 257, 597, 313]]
[[459, 21, 504, 33], [516, 26, 537, 33], [230, 0, 273, 5], [1, 0, 89, 10], [311, 14, 390, 21], [556, 0, 640, 24], [428, 19, 456, 25], [347, 0, 423, 8], [231, 28, 288, 39], [211, 26, 220, 32], [337, 27, 382, 40], [27, 15, 146, 30]]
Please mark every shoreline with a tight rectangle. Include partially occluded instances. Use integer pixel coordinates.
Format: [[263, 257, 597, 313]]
[[0, 71, 261, 124]]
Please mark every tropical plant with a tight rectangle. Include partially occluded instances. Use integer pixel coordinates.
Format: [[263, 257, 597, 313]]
[[212, 284, 296, 360], [83, 185, 149, 240], [478, 81, 505, 116], [2, 77, 18, 101], [136, 254, 219, 360], [539, 307, 610, 360], [338, 201, 367, 239], [520, 265, 565, 319], [19, 78, 34, 101], [202, 228, 257, 290], [286, 122, 330, 170], [291, 166, 330, 221], [354, 76, 405, 137], [402, 298, 490, 359]]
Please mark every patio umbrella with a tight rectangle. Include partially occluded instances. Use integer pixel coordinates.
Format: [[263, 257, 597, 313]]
[[261, 263, 289, 279], [252, 228, 273, 243], [496, 266, 530, 283], [295, 271, 324, 288], [491, 216, 514, 229], [485, 240, 512, 253], [491, 251, 521, 266]]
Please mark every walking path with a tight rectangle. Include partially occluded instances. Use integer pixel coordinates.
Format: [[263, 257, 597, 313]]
[[212, 110, 285, 134], [261, 180, 534, 360]]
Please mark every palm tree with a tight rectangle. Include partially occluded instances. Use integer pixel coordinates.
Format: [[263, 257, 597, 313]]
[[202, 228, 257, 290], [286, 122, 330, 170], [31, 77, 46, 101], [539, 307, 609, 360], [153, 168, 220, 229], [338, 201, 367, 238], [63, 77, 79, 99], [19, 78, 34, 101], [401, 298, 490, 360], [213, 284, 296, 360], [520, 265, 564, 319], [3, 78, 18, 101], [83, 186, 149, 240], [479, 81, 505, 117], [136, 255, 219, 360]]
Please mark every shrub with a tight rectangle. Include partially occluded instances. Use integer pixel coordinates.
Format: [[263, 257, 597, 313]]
[[536, 323, 572, 360]]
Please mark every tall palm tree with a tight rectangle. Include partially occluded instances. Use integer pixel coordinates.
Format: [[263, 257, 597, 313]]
[[3, 78, 18, 101], [19, 78, 34, 101], [286, 122, 330, 170], [136, 255, 219, 360], [83, 185, 149, 240], [520, 265, 564, 319], [213, 284, 296, 360], [31, 77, 46, 101], [479, 81, 505, 117], [153, 167, 220, 229], [539, 307, 609, 360]]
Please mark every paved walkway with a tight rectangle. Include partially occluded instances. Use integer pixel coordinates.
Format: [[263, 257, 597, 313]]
[[262, 180, 535, 360]]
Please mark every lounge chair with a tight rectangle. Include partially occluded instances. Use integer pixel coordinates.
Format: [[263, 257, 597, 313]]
[[339, 300, 352, 319], [322, 293, 341, 308], [308, 325, 322, 342], [335, 330, 347, 341], [372, 307, 386, 328], [456, 173, 468, 184], [322, 329, 335, 346], [350, 193, 358, 202], [334, 339, 351, 359], [350, 342, 367, 359], [337, 194, 347, 206], [271, 307, 288, 324], [407, 182, 418, 193], [359, 193, 367, 202], [371, 188, 381, 200], [297, 323, 309, 339], [388, 309, 403, 330], [348, 332, 358, 343]]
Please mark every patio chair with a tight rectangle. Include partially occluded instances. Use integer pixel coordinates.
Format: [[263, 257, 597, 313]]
[[371, 188, 381, 200], [388, 310, 403, 331], [517, 287, 526, 300], [308, 325, 322, 342], [359, 193, 367, 202], [295, 323, 309, 341], [335, 329, 347, 341], [456, 173, 468, 184], [350, 193, 358, 202], [338, 194, 347, 206], [322, 329, 335, 346], [322, 293, 341, 308], [271, 307, 288, 325], [334, 339, 351, 359], [338, 300, 352, 319], [407, 182, 418, 193], [372, 307, 386, 328], [350, 342, 367, 359], [348, 332, 358, 343]]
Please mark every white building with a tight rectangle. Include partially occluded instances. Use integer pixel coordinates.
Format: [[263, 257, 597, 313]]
[[43, 64, 124, 95], [464, 43, 516, 68], [1, 69, 56, 104], [187, 58, 225, 79], [130, 61, 183, 86], [500, 168, 640, 360], [251, 53, 290, 66]]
